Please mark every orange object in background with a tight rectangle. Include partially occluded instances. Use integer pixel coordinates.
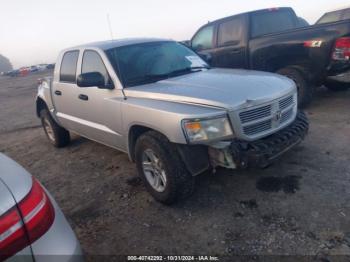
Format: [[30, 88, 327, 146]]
[[19, 68, 29, 77]]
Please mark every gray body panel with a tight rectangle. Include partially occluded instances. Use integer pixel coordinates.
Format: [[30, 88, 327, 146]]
[[0, 178, 34, 262], [0, 179, 17, 217], [31, 191, 83, 262], [6, 248, 34, 262], [0, 154, 83, 261], [0, 154, 32, 215]]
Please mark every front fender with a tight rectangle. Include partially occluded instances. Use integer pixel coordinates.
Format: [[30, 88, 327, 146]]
[[176, 144, 210, 175]]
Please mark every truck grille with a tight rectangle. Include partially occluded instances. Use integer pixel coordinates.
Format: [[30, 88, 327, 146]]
[[243, 119, 272, 136], [234, 94, 296, 139], [279, 95, 294, 110], [281, 108, 294, 124], [239, 105, 271, 123]]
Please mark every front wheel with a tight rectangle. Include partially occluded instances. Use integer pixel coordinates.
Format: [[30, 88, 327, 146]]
[[135, 131, 194, 204], [277, 67, 313, 108], [40, 109, 70, 148]]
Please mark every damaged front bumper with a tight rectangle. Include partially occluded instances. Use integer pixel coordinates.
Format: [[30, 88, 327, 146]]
[[177, 111, 309, 175], [209, 111, 309, 170]]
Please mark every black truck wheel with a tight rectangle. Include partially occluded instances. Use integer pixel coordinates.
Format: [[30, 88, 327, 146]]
[[40, 109, 70, 148], [277, 67, 313, 108], [135, 131, 195, 204], [325, 79, 349, 92]]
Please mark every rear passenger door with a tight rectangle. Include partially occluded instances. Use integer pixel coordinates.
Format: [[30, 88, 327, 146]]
[[211, 15, 248, 69], [53, 50, 81, 131]]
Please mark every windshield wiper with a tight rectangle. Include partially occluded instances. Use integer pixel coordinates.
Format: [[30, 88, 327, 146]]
[[167, 66, 210, 77], [126, 66, 210, 87], [126, 74, 169, 86]]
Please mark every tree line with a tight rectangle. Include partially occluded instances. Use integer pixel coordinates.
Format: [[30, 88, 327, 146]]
[[0, 54, 13, 72]]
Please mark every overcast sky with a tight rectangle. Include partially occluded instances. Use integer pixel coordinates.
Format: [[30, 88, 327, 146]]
[[1, 0, 349, 68]]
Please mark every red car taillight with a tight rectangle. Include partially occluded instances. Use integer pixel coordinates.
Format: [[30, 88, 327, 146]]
[[332, 37, 350, 61], [0, 178, 55, 260]]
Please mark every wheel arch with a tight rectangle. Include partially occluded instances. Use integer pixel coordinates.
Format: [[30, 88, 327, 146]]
[[269, 57, 310, 73], [36, 97, 48, 117], [127, 124, 210, 176], [127, 124, 168, 162]]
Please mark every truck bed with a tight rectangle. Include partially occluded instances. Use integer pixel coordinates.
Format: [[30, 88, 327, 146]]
[[249, 19, 350, 81]]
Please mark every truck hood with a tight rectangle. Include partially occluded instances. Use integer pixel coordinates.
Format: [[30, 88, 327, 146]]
[[124, 68, 296, 110]]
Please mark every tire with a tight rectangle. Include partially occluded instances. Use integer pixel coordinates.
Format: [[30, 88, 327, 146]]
[[40, 109, 70, 148], [325, 79, 349, 92], [135, 131, 195, 204], [277, 67, 313, 108]]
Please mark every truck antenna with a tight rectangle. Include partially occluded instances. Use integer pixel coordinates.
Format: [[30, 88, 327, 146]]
[[106, 14, 114, 41]]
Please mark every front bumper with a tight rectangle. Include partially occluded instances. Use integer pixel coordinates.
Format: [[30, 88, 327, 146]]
[[178, 111, 309, 175], [229, 111, 309, 169]]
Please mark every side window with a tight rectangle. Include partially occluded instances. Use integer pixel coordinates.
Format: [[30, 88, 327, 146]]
[[81, 50, 111, 85], [218, 17, 243, 47], [60, 51, 79, 83], [191, 25, 214, 51]]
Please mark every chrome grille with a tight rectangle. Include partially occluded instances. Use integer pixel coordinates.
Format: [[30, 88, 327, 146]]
[[243, 119, 272, 136], [239, 105, 271, 123], [279, 95, 293, 110], [234, 93, 297, 139], [281, 108, 293, 124]]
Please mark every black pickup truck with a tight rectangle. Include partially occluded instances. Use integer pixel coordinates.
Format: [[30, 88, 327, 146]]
[[187, 7, 350, 107]]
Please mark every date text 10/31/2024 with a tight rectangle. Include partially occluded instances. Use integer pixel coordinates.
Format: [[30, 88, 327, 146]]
[[127, 256, 219, 261]]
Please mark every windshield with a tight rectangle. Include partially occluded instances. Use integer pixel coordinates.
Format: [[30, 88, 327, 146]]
[[105, 41, 209, 87]]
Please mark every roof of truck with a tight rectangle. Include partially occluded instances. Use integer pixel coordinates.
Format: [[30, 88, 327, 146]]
[[70, 38, 171, 50], [204, 7, 293, 26]]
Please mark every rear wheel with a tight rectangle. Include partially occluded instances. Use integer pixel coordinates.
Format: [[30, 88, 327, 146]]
[[135, 131, 194, 204], [277, 67, 313, 108], [40, 109, 70, 148], [325, 79, 349, 92]]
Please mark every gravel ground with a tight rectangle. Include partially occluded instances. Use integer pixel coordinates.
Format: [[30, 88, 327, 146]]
[[0, 71, 350, 261]]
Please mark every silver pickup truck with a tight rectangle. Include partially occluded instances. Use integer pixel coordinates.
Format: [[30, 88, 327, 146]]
[[36, 38, 308, 204]]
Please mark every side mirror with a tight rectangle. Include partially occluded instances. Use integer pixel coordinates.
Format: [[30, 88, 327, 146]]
[[199, 53, 213, 64], [181, 40, 191, 47], [77, 72, 113, 89]]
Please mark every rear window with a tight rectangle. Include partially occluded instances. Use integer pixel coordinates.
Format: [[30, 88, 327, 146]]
[[218, 16, 244, 47], [250, 10, 296, 38], [60, 51, 79, 83]]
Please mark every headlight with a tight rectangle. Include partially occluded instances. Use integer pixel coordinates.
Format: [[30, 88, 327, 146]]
[[182, 115, 234, 143]]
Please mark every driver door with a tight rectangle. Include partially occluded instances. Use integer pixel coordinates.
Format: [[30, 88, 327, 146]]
[[72, 49, 124, 149]]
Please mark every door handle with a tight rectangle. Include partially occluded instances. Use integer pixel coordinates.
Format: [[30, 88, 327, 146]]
[[230, 48, 241, 54], [54, 90, 62, 96], [78, 94, 89, 101]]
